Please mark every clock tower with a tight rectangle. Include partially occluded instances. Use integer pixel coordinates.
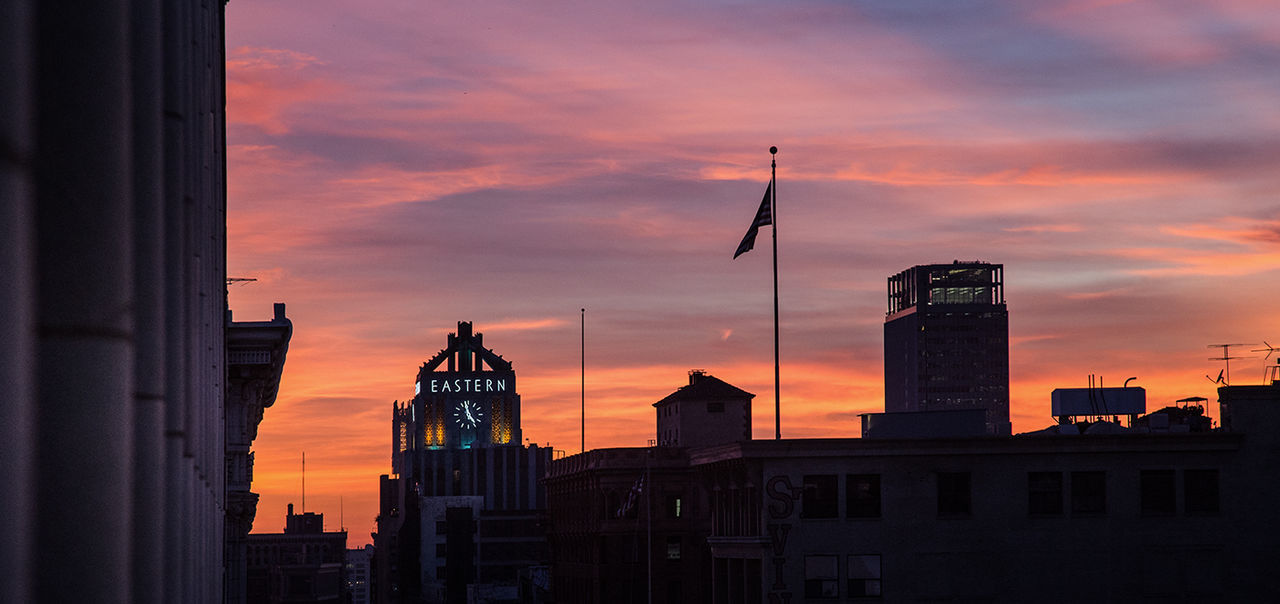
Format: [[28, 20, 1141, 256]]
[[381, 322, 553, 600], [399, 321, 521, 454], [388, 322, 547, 505]]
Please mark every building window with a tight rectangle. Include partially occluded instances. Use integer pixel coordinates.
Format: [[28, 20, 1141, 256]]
[[802, 475, 839, 519], [1027, 472, 1063, 515], [707, 401, 725, 413], [435, 521, 448, 535], [847, 554, 882, 598], [435, 543, 447, 557], [1071, 471, 1106, 515], [936, 472, 971, 516], [666, 494, 683, 519], [804, 555, 839, 599], [846, 474, 881, 518], [1139, 470, 1176, 516], [666, 535, 681, 560], [1184, 469, 1219, 513]]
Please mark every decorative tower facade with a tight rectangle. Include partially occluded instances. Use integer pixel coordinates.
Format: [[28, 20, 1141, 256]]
[[884, 262, 1011, 435], [377, 322, 552, 604]]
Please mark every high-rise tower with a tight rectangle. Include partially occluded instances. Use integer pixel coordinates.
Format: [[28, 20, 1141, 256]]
[[883, 262, 1011, 435]]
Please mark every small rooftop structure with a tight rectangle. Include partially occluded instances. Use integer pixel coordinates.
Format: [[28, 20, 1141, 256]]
[[284, 503, 325, 534], [1051, 386, 1146, 418], [654, 370, 753, 447]]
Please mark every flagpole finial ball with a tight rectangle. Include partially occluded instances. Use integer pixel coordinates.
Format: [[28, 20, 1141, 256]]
[[770, 146, 777, 155]]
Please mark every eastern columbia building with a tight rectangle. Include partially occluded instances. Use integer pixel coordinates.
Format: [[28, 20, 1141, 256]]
[[376, 322, 552, 604]]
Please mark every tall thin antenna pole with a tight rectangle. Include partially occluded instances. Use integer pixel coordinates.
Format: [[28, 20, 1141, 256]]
[[581, 308, 586, 453], [770, 146, 781, 440], [301, 451, 305, 513]]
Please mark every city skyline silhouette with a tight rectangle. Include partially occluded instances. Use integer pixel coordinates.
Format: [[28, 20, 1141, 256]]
[[7, 1, 1280, 601], [224, 1, 1280, 549]]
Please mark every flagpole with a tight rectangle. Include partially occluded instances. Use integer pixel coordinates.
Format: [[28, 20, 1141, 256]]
[[770, 146, 780, 440]]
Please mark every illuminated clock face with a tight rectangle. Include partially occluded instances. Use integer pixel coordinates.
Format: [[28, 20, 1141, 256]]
[[453, 400, 483, 429]]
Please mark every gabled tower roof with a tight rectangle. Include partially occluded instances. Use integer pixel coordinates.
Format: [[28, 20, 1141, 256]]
[[654, 370, 754, 408], [420, 321, 512, 374]]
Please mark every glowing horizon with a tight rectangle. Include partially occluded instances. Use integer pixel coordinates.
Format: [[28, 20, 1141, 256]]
[[226, 0, 1280, 545]]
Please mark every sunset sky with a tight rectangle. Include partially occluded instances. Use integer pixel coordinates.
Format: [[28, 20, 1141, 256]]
[[224, 1, 1280, 544]]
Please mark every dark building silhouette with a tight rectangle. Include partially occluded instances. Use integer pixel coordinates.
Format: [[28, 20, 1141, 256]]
[[1, 2, 275, 602], [547, 446, 705, 604], [345, 545, 375, 604], [227, 304, 294, 604], [884, 261, 1011, 435], [547, 371, 753, 603], [376, 322, 552, 604], [246, 505, 348, 603], [548, 369, 1280, 602]]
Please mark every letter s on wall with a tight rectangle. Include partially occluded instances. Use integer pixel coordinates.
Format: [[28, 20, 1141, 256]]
[[766, 475, 796, 519]]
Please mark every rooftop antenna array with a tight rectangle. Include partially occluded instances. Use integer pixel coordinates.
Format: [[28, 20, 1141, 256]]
[[1254, 341, 1280, 385], [1206, 343, 1251, 386]]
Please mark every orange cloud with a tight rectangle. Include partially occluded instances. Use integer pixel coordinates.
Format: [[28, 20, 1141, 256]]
[[224, 0, 1280, 547]]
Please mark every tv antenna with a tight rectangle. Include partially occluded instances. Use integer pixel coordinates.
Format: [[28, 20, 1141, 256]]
[[1207, 343, 1252, 386], [1255, 341, 1280, 384], [227, 277, 257, 286]]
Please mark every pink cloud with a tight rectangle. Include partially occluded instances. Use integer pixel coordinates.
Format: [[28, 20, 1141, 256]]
[[226, 1, 1280, 544], [1024, 1, 1229, 66], [226, 47, 339, 135]]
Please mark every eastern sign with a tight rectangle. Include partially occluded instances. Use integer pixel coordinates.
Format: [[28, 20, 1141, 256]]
[[415, 370, 518, 448], [427, 376, 509, 394]]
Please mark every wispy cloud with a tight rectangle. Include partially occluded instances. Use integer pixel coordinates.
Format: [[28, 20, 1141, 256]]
[[225, 0, 1280, 543]]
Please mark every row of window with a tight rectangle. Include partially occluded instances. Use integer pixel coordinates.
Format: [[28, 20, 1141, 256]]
[[605, 492, 686, 521], [800, 469, 1220, 519], [805, 554, 881, 599]]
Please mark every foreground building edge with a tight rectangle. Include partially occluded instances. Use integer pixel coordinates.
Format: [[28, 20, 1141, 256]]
[[1, 1, 286, 602]]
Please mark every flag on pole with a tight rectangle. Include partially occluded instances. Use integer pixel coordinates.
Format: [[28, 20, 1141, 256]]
[[733, 182, 773, 259], [616, 473, 645, 519]]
